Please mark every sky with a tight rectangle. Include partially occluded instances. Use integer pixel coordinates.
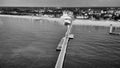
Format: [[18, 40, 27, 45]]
[[0, 0, 120, 7]]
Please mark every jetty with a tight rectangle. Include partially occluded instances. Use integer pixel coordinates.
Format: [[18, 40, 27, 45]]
[[55, 11, 74, 68], [55, 24, 73, 68]]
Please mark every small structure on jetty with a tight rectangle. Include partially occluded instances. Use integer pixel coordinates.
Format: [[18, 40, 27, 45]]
[[109, 24, 120, 35], [60, 11, 73, 26]]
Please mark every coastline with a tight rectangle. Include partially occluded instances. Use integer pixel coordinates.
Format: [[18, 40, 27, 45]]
[[0, 15, 120, 27], [0, 14, 64, 25], [73, 19, 120, 27]]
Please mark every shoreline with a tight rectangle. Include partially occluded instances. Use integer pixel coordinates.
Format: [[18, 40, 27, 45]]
[[73, 19, 120, 27], [0, 15, 120, 27]]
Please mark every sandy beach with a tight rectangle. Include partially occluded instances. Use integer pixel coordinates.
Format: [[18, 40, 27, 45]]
[[73, 19, 120, 27], [0, 15, 120, 27]]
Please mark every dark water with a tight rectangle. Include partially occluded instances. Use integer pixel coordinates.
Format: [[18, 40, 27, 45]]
[[0, 17, 120, 68], [0, 17, 67, 68], [64, 25, 120, 68]]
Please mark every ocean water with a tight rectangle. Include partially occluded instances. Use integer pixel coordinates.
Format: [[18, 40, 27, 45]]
[[0, 16, 67, 68], [0, 16, 120, 68], [64, 25, 120, 68]]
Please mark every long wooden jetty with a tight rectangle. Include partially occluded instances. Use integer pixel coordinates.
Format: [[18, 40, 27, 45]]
[[55, 22, 73, 68], [55, 36, 69, 68]]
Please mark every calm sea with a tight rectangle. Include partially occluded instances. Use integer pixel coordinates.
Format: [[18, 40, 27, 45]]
[[64, 25, 120, 68], [0, 16, 120, 68], [0, 16, 66, 68]]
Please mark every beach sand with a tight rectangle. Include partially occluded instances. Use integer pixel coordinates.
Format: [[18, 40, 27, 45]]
[[0, 15, 120, 27], [73, 19, 120, 27]]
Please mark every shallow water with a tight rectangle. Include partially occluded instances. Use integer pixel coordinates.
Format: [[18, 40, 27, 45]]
[[0, 17, 67, 68], [64, 25, 120, 68]]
